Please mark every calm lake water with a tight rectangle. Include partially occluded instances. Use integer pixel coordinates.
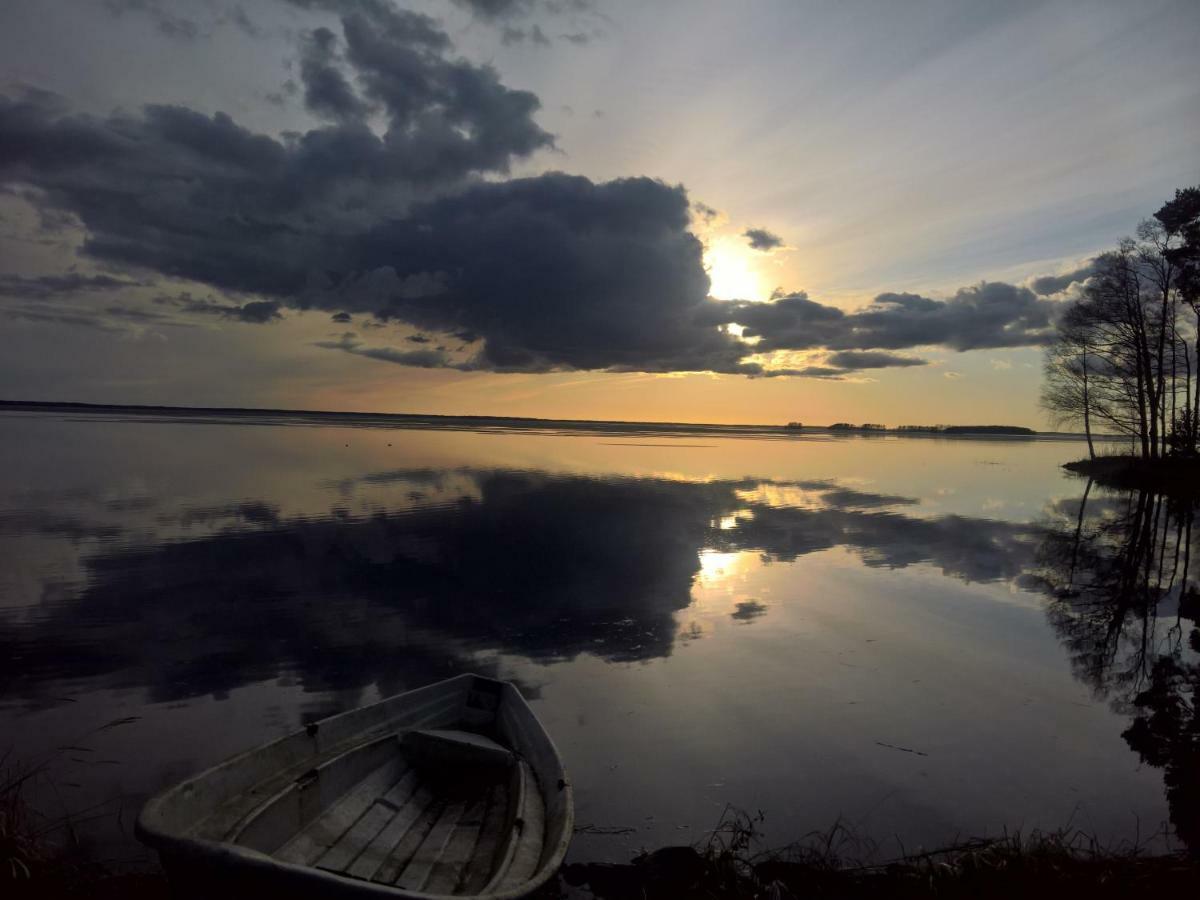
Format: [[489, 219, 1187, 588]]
[[2, 408, 1196, 867]]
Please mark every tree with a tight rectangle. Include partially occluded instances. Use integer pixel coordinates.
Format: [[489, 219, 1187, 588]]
[[1042, 186, 1200, 461], [1158, 187, 1200, 450], [1041, 303, 1099, 458]]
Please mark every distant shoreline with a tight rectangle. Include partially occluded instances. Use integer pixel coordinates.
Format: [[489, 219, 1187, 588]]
[[0, 399, 1095, 441]]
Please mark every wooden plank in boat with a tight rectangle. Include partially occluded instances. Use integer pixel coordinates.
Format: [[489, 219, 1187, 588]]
[[274, 757, 406, 866], [344, 777, 429, 881], [318, 770, 422, 875], [457, 783, 508, 895], [371, 796, 443, 885], [393, 799, 467, 892], [422, 795, 488, 894]]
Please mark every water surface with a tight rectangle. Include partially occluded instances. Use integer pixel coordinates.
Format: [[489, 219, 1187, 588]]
[[1, 409, 1194, 865]]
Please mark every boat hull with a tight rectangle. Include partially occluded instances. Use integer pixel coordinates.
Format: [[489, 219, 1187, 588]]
[[137, 674, 572, 899]]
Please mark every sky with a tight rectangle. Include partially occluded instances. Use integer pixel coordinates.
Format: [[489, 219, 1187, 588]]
[[0, 0, 1197, 426]]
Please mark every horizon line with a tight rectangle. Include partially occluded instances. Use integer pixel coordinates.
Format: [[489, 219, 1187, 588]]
[[0, 398, 1091, 437]]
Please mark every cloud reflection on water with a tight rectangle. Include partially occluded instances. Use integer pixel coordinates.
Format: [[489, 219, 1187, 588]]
[[1, 467, 1044, 711]]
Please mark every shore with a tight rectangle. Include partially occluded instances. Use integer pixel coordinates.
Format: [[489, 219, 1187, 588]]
[[10, 838, 1198, 900], [1064, 454, 1200, 493], [9, 810, 1198, 899]]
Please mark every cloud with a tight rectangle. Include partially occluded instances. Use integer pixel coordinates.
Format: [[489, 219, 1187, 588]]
[[1030, 261, 1096, 296], [103, 0, 200, 41], [451, 0, 595, 22], [228, 5, 264, 39], [339, 175, 759, 374], [1, 306, 125, 331], [0, 5, 553, 298], [0, 272, 146, 299], [313, 331, 456, 367], [298, 26, 372, 124], [825, 350, 928, 369], [0, 9, 1071, 380], [743, 227, 784, 251], [714, 282, 1058, 354], [162, 294, 283, 323], [693, 202, 720, 224], [501, 24, 551, 46], [760, 366, 847, 379], [448, 0, 602, 46], [452, 0, 536, 18]]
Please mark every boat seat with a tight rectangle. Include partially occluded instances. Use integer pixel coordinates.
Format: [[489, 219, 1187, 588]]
[[401, 729, 515, 773]]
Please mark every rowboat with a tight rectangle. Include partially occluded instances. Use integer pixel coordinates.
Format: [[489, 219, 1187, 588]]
[[136, 674, 573, 899]]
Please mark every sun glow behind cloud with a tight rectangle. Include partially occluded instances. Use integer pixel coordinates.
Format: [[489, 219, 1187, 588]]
[[705, 237, 768, 302]]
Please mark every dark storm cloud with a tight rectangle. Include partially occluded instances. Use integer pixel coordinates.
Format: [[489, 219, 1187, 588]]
[[341, 174, 755, 374], [826, 350, 928, 369], [0, 3, 554, 298], [743, 227, 784, 251], [299, 27, 372, 123], [1030, 261, 1096, 296], [0, 6, 1065, 378]]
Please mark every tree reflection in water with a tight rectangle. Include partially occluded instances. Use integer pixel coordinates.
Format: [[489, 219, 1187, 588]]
[[1035, 480, 1200, 850]]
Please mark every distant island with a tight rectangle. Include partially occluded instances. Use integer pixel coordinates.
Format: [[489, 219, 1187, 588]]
[[828, 422, 1036, 436]]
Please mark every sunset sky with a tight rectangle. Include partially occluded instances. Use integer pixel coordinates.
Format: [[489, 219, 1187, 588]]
[[1, 0, 1198, 426]]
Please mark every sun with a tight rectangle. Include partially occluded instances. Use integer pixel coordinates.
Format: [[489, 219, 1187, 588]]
[[705, 238, 767, 301]]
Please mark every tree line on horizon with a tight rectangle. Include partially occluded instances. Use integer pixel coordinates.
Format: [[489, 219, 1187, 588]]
[[819, 422, 1035, 435], [1042, 186, 1200, 461]]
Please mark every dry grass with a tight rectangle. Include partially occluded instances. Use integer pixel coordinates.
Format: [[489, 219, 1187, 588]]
[[563, 806, 1200, 899], [1, 716, 166, 899]]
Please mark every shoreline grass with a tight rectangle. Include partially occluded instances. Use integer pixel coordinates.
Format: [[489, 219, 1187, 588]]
[[2, 718, 167, 899], [7, 779, 1197, 898], [563, 807, 1199, 899]]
